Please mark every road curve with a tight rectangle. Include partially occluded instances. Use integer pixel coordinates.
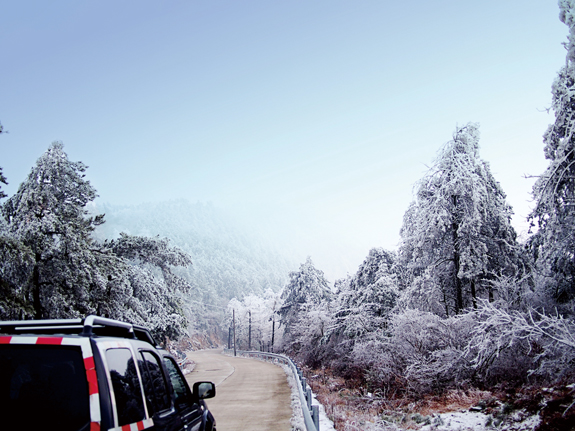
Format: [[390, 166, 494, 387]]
[[185, 349, 292, 431]]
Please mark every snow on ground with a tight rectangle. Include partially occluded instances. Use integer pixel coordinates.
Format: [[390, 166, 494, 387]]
[[278, 361, 335, 431], [417, 410, 541, 431], [279, 362, 306, 431], [311, 391, 336, 431], [419, 411, 488, 430]]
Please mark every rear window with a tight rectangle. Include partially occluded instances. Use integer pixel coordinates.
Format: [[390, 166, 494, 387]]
[[0, 344, 90, 431]]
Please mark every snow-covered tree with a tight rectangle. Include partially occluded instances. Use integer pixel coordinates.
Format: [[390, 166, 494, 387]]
[[0, 224, 34, 319], [289, 299, 332, 367], [226, 289, 279, 351], [1, 142, 120, 319], [278, 257, 332, 352], [330, 248, 398, 344], [530, 0, 575, 304], [107, 233, 193, 340], [399, 124, 524, 316]]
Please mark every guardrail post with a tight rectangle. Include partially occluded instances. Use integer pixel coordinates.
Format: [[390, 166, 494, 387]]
[[312, 405, 320, 431], [306, 387, 312, 411]]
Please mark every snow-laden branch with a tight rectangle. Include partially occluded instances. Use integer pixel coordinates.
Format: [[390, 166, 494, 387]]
[[466, 300, 575, 381]]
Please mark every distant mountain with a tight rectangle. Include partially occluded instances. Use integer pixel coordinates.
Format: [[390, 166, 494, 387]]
[[91, 200, 296, 332]]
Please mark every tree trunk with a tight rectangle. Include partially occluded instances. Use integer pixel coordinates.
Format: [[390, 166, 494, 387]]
[[471, 279, 477, 309], [452, 196, 463, 314], [32, 258, 43, 319]]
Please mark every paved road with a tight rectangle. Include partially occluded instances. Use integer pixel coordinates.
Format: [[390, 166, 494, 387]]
[[185, 349, 292, 431]]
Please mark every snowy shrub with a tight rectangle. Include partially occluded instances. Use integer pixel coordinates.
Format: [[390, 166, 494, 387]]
[[351, 337, 403, 392], [397, 267, 450, 316], [466, 300, 575, 385], [483, 273, 534, 312], [352, 309, 476, 395], [388, 309, 476, 394]]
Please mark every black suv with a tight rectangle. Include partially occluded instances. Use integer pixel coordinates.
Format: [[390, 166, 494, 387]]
[[0, 315, 216, 431]]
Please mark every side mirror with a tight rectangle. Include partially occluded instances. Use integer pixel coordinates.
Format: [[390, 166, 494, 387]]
[[193, 381, 216, 400]]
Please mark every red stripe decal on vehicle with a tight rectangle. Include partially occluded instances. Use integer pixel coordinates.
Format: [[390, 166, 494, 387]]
[[90, 422, 101, 431], [86, 368, 99, 395], [36, 337, 63, 345], [85, 355, 95, 369], [121, 424, 131, 431], [84, 357, 99, 395], [0, 336, 12, 344], [138, 420, 146, 430]]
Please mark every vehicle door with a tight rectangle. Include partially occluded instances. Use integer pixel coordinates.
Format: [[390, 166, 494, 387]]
[[138, 349, 183, 431], [162, 355, 203, 431], [102, 345, 154, 430]]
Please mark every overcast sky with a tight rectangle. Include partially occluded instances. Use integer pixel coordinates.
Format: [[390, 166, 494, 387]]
[[0, 1, 569, 279]]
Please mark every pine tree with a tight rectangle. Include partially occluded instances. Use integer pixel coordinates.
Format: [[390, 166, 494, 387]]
[[399, 124, 523, 316], [323, 248, 398, 371], [108, 233, 193, 340], [331, 248, 398, 341], [530, 0, 575, 303], [1, 142, 117, 318], [278, 257, 332, 351]]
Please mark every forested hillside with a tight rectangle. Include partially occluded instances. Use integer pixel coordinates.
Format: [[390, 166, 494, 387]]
[[91, 200, 295, 334]]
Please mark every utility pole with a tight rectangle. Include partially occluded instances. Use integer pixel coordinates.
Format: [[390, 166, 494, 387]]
[[233, 308, 237, 357], [228, 327, 231, 349], [248, 310, 252, 351], [271, 313, 275, 353]]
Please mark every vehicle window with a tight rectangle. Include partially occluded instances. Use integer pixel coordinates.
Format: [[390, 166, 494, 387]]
[[163, 357, 191, 407], [106, 348, 145, 426], [139, 350, 171, 413], [0, 345, 90, 431]]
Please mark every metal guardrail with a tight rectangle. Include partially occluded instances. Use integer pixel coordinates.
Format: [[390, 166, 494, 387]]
[[223, 349, 319, 431]]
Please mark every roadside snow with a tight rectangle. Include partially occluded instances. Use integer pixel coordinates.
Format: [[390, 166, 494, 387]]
[[418, 410, 541, 431], [311, 391, 336, 431], [420, 411, 488, 430], [278, 362, 336, 431], [279, 363, 306, 431]]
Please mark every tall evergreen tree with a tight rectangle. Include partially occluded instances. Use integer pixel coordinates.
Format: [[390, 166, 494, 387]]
[[530, 0, 575, 303], [399, 123, 523, 316], [1, 142, 121, 318]]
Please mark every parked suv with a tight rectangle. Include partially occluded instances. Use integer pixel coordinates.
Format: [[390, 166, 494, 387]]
[[0, 315, 216, 431]]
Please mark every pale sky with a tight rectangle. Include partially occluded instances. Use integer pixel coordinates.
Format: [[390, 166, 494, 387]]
[[0, 1, 569, 279]]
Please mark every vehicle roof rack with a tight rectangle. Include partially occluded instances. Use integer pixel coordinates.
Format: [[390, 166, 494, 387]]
[[0, 315, 158, 347]]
